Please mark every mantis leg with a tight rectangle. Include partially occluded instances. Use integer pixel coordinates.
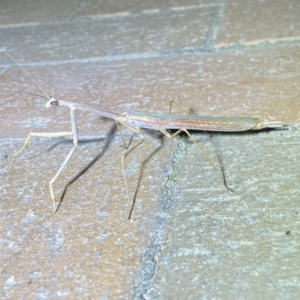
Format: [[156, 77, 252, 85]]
[[14, 131, 73, 156], [169, 99, 211, 138], [15, 109, 78, 213], [50, 109, 79, 213], [116, 123, 145, 204], [168, 99, 189, 115], [160, 128, 232, 191], [116, 121, 130, 149], [166, 101, 230, 190]]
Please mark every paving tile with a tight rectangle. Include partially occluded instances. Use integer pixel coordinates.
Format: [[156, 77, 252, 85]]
[[147, 129, 300, 298], [216, 0, 300, 47], [0, 0, 83, 25], [0, 5, 217, 63]]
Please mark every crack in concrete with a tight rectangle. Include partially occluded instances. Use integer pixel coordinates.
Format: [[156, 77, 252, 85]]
[[132, 136, 187, 299]]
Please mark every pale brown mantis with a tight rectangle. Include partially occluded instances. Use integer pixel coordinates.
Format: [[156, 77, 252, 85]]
[[4, 51, 288, 217]]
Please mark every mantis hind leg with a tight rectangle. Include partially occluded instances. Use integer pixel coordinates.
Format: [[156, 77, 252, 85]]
[[160, 128, 233, 192], [168, 99, 189, 115], [166, 101, 230, 190], [168, 99, 212, 137]]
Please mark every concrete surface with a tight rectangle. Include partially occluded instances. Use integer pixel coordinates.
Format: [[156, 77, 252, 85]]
[[1, 0, 300, 299]]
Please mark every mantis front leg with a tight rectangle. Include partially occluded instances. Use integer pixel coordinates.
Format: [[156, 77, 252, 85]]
[[15, 109, 78, 213]]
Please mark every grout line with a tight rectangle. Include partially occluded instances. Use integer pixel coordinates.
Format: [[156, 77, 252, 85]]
[[205, 0, 226, 50], [215, 36, 300, 49], [0, 22, 41, 29], [0, 66, 9, 74], [1, 39, 300, 69], [62, 0, 93, 22], [133, 136, 187, 299]]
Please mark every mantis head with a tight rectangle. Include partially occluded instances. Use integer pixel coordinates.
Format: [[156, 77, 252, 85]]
[[46, 96, 59, 108]]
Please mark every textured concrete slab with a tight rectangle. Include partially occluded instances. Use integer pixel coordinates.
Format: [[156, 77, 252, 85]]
[[0, 0, 84, 25], [216, 0, 300, 47], [1, 0, 300, 299], [145, 129, 300, 299], [0, 5, 217, 64], [1, 131, 175, 298]]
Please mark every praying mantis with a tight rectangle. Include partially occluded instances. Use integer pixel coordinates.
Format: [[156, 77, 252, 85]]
[[4, 51, 288, 218]]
